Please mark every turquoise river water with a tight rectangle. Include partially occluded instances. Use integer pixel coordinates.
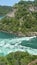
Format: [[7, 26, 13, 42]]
[[0, 16, 5, 20], [0, 31, 37, 56]]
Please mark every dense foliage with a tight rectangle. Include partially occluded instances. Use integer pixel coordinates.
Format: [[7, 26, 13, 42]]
[[0, 52, 37, 65], [0, 0, 37, 36]]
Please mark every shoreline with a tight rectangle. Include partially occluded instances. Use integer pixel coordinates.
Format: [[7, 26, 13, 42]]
[[0, 30, 37, 37]]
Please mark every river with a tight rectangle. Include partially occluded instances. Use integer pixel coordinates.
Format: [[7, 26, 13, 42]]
[[0, 16, 5, 20], [0, 31, 37, 56]]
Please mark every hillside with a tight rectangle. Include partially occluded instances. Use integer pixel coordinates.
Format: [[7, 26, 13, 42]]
[[0, 52, 37, 65], [0, 1, 37, 65], [0, 0, 37, 36], [0, 6, 12, 15]]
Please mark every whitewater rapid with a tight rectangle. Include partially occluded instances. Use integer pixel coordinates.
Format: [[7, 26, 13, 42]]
[[0, 36, 37, 56]]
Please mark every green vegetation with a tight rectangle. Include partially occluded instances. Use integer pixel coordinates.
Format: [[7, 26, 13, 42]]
[[0, 1, 37, 65], [0, 52, 37, 65], [0, 0, 37, 36], [0, 6, 12, 15]]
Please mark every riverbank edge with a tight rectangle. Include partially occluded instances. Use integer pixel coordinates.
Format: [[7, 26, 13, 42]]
[[0, 30, 37, 37]]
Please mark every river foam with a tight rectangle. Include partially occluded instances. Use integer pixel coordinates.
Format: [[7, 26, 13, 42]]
[[0, 36, 37, 56]]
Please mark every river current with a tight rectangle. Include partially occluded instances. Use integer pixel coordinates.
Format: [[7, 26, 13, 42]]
[[0, 32, 37, 56]]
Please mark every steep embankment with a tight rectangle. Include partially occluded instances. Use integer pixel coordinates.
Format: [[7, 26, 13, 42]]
[[6, 8, 17, 17], [0, 1, 37, 36]]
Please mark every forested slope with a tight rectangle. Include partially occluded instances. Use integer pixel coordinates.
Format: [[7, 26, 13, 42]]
[[0, 6, 12, 15], [0, 0, 37, 36]]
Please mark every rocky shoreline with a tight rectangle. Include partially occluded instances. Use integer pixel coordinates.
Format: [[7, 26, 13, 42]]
[[0, 30, 37, 37]]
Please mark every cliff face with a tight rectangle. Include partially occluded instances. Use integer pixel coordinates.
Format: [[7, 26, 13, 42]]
[[6, 9, 17, 17], [29, 6, 37, 12]]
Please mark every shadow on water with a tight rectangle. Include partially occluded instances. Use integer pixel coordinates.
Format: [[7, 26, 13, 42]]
[[0, 31, 17, 39], [21, 37, 37, 49]]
